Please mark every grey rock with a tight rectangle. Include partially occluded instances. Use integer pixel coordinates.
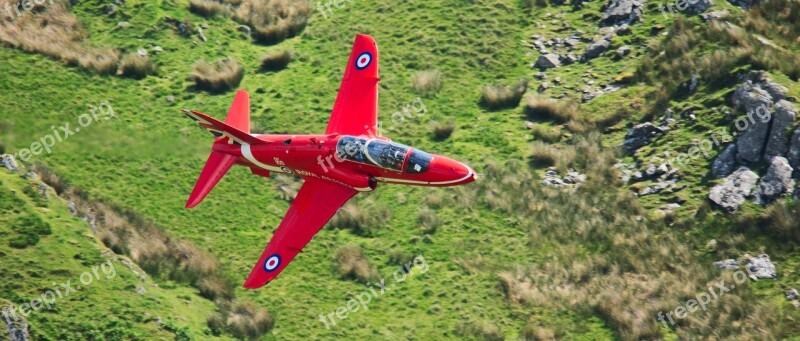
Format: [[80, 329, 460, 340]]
[[117, 21, 130, 28], [746, 254, 776, 279], [700, 9, 730, 21], [639, 179, 677, 196], [787, 128, 800, 175], [197, 28, 207, 42], [600, 0, 644, 26], [786, 288, 799, 300], [559, 54, 579, 65], [616, 45, 632, 58], [136, 48, 148, 57], [136, 286, 147, 295], [584, 39, 610, 59], [616, 23, 631, 35], [238, 25, 251, 36], [152, 46, 164, 53], [2, 154, 18, 172], [714, 259, 739, 270], [685, 0, 713, 13], [68, 202, 77, 216], [1, 310, 29, 341], [754, 156, 794, 204], [537, 82, 550, 93], [728, 0, 760, 9], [536, 53, 561, 69], [733, 86, 773, 163], [565, 38, 580, 47], [677, 74, 700, 96], [622, 123, 666, 153], [708, 167, 759, 212], [711, 144, 737, 179], [764, 100, 797, 159], [763, 80, 788, 102]]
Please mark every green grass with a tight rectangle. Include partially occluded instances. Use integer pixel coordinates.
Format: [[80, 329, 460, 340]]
[[3, 0, 800, 339]]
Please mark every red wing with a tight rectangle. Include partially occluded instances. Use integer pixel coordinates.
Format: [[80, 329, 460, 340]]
[[243, 178, 358, 289], [325, 34, 379, 137]]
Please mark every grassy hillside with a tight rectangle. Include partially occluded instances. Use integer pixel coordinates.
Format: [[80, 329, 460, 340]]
[[2, 0, 800, 339]]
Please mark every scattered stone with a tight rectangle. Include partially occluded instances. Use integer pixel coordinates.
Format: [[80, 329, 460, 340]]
[[700, 9, 730, 21], [746, 254, 776, 279], [524, 121, 534, 129], [136, 286, 147, 295], [654, 203, 681, 216], [537, 82, 550, 93], [152, 46, 164, 53], [708, 167, 759, 212], [754, 156, 794, 204], [536, 53, 561, 69], [541, 169, 586, 189], [787, 128, 800, 175], [686, 0, 713, 13], [565, 38, 580, 47], [622, 122, 666, 154], [534, 72, 547, 80], [584, 38, 610, 59], [714, 259, 739, 270], [600, 0, 644, 27], [117, 21, 129, 28], [638, 179, 678, 196], [727, 0, 760, 9], [166, 95, 175, 103], [1, 308, 29, 341], [136, 48, 148, 57], [615, 45, 632, 58], [786, 288, 799, 300], [67, 202, 77, 216], [615, 23, 631, 35], [711, 144, 737, 179], [24, 172, 37, 179], [677, 74, 699, 96], [197, 28, 207, 42], [2, 154, 18, 172], [559, 54, 579, 65]]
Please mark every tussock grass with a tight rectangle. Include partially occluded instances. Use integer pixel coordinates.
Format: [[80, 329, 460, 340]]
[[119, 54, 156, 79], [411, 70, 443, 95], [523, 95, 577, 123], [329, 198, 390, 236], [417, 206, 440, 234], [432, 120, 455, 141], [529, 123, 562, 143], [335, 245, 378, 283], [449, 158, 781, 339], [188, 0, 310, 44], [530, 141, 574, 168], [260, 50, 292, 71], [191, 57, 244, 93], [480, 79, 528, 110], [0, 0, 120, 74], [456, 321, 504, 341], [226, 302, 275, 340]]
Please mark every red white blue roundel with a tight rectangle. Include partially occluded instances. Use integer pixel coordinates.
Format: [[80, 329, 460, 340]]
[[355, 52, 372, 70], [264, 254, 281, 272]]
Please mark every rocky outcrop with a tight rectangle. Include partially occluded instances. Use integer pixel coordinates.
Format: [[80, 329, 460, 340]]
[[754, 156, 794, 204], [746, 254, 776, 279], [711, 144, 737, 179], [1, 155, 18, 172], [708, 167, 759, 212], [622, 122, 666, 153], [686, 0, 713, 13], [541, 169, 586, 189], [600, 0, 644, 27], [787, 128, 800, 175], [1, 306, 29, 341], [733, 86, 773, 163], [764, 100, 796, 160], [714, 259, 739, 270]]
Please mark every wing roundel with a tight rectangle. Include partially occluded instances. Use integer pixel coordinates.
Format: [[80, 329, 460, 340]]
[[325, 34, 379, 137]]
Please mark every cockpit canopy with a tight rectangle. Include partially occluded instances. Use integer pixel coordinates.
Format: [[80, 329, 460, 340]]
[[336, 136, 432, 174]]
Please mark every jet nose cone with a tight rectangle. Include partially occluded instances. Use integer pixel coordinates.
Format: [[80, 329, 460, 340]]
[[431, 156, 475, 186]]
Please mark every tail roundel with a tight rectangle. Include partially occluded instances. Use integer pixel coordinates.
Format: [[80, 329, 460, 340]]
[[184, 90, 253, 208]]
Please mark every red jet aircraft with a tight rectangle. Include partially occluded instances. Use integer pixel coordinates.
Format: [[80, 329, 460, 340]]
[[183, 34, 475, 289]]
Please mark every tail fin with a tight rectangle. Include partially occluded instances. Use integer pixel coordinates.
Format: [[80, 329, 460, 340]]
[[184, 90, 254, 208]]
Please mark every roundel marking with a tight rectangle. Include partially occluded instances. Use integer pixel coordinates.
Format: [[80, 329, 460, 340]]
[[264, 254, 281, 272], [355, 52, 372, 70]]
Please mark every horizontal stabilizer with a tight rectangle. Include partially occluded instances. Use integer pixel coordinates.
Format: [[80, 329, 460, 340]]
[[186, 150, 237, 208]]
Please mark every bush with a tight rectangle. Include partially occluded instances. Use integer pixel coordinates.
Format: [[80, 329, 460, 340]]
[[119, 54, 156, 79], [432, 120, 455, 141], [189, 0, 311, 44], [260, 50, 292, 71], [417, 206, 440, 234], [189, 0, 233, 17], [411, 70, 443, 95], [335, 245, 378, 283], [480, 79, 528, 110], [191, 58, 244, 93]]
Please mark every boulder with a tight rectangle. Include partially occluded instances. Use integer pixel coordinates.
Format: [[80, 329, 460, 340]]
[[714, 259, 739, 270], [787, 128, 800, 176], [686, 0, 713, 13], [711, 144, 737, 179], [727, 0, 760, 9], [786, 288, 799, 300], [584, 39, 610, 59], [708, 167, 759, 212], [600, 0, 644, 27], [2, 154, 18, 172], [622, 123, 666, 154], [536, 53, 561, 69], [616, 23, 631, 35], [764, 100, 797, 160], [700, 9, 730, 21], [616, 45, 632, 58], [754, 156, 794, 204], [733, 86, 773, 163], [746, 254, 776, 279]]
